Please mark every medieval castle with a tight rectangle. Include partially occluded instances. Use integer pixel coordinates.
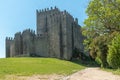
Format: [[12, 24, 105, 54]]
[[6, 7, 84, 60]]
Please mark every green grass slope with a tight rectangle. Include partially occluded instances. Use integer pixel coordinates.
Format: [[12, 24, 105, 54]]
[[0, 58, 85, 77], [102, 68, 120, 75]]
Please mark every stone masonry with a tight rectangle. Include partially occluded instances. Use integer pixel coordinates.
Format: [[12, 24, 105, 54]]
[[6, 7, 84, 60]]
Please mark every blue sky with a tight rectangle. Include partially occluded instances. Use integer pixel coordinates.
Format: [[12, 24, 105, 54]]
[[0, 0, 89, 58]]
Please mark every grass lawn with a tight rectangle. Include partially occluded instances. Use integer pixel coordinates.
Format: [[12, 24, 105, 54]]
[[0, 57, 85, 78], [102, 68, 120, 75]]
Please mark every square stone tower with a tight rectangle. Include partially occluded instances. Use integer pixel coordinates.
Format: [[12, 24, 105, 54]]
[[36, 7, 84, 60]]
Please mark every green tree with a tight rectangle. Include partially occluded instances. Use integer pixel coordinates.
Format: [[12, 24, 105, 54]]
[[107, 33, 120, 69], [82, 0, 120, 67]]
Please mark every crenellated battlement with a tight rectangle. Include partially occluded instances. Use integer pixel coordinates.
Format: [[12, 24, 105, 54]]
[[23, 28, 31, 33], [22, 28, 35, 35], [36, 34, 43, 38], [37, 6, 60, 15], [74, 18, 78, 24], [15, 32, 21, 36], [6, 37, 13, 41]]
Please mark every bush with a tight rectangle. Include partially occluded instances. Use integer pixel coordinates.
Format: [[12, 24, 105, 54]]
[[72, 48, 89, 60], [107, 34, 120, 69], [89, 36, 109, 67], [30, 53, 41, 57]]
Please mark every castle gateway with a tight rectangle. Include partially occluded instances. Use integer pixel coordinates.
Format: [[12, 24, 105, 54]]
[[6, 7, 84, 60]]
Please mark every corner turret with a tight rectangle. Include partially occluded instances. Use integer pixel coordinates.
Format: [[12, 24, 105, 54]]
[[6, 37, 14, 57]]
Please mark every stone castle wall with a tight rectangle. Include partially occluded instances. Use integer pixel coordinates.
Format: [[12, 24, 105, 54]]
[[6, 7, 84, 60]]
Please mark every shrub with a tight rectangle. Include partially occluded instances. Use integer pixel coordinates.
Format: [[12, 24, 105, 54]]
[[107, 34, 120, 69], [72, 48, 89, 60]]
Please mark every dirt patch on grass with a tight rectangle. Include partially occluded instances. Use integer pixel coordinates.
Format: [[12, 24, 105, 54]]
[[2, 74, 65, 80]]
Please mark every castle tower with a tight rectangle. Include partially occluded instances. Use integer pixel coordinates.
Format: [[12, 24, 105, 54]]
[[14, 32, 22, 56], [36, 10, 47, 35], [22, 29, 35, 56], [5, 37, 13, 57]]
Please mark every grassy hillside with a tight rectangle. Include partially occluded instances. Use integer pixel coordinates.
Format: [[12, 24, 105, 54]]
[[0, 58, 85, 77], [102, 68, 120, 75]]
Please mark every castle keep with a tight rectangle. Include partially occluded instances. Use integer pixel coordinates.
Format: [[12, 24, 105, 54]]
[[6, 7, 84, 60]]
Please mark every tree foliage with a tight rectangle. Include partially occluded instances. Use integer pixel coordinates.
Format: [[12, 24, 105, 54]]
[[107, 33, 120, 69], [82, 0, 120, 67]]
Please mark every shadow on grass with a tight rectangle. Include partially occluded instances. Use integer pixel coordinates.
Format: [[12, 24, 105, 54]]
[[71, 59, 100, 67]]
